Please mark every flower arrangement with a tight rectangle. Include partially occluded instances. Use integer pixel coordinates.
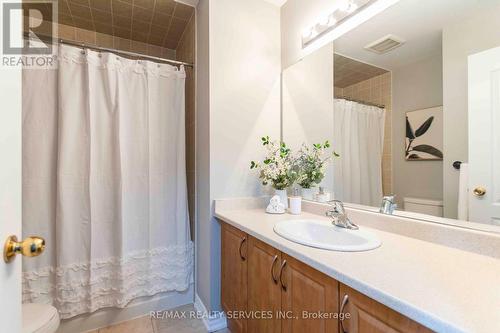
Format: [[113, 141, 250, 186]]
[[250, 136, 297, 190], [295, 141, 339, 189]]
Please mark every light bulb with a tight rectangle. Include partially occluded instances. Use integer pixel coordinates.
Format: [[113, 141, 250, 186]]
[[327, 14, 337, 27], [339, 0, 358, 13], [319, 16, 328, 26], [346, 2, 358, 13], [338, 0, 350, 11]]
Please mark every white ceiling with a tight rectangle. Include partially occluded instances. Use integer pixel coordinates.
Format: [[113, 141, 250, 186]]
[[334, 0, 499, 70]]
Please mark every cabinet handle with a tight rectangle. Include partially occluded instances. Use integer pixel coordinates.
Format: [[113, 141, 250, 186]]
[[239, 237, 246, 261], [340, 294, 349, 333], [271, 255, 279, 284], [279, 259, 287, 291]]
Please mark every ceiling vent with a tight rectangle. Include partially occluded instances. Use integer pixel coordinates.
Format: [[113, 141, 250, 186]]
[[364, 34, 405, 54]]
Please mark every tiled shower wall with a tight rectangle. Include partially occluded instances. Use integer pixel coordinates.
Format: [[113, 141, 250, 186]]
[[56, 23, 177, 58], [334, 72, 393, 195]]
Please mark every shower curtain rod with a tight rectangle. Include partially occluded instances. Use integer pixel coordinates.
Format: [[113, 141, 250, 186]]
[[338, 97, 385, 109], [24, 33, 194, 68]]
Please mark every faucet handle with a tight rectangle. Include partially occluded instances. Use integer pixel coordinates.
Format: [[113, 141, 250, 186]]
[[327, 200, 345, 214], [382, 195, 395, 203], [380, 195, 397, 214]]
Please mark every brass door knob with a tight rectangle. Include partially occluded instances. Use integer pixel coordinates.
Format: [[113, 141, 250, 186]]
[[3, 235, 45, 263], [473, 187, 487, 197]]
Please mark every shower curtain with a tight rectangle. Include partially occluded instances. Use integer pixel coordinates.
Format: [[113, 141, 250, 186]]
[[333, 99, 386, 207], [22, 45, 193, 319]]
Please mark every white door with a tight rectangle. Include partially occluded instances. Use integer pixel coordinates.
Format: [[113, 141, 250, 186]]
[[0, 0, 23, 330], [468, 46, 500, 225], [0, 58, 22, 332]]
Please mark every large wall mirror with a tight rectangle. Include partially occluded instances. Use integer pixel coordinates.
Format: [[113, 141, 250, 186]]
[[282, 0, 500, 232]]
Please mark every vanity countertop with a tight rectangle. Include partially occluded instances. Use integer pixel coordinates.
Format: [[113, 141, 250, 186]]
[[215, 202, 500, 333]]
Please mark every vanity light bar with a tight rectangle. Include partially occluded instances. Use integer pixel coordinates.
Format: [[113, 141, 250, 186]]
[[301, 0, 377, 48]]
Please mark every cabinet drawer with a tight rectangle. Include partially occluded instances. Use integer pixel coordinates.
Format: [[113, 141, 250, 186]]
[[221, 222, 248, 333], [339, 284, 433, 333]]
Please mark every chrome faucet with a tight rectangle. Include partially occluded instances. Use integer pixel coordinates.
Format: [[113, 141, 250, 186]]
[[379, 195, 397, 215], [325, 200, 359, 230]]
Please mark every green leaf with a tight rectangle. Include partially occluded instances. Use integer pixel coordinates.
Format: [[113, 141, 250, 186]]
[[411, 144, 443, 158], [407, 153, 420, 159], [406, 116, 415, 140], [264, 159, 271, 164], [415, 116, 434, 137]]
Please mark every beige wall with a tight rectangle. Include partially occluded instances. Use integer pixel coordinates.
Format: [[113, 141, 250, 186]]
[[392, 54, 443, 209], [282, 43, 334, 192], [335, 72, 393, 195], [195, 0, 212, 312], [196, 0, 281, 312], [442, 3, 500, 218]]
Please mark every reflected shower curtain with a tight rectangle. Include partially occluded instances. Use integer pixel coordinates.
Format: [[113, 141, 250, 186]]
[[22, 45, 193, 318], [333, 99, 385, 207]]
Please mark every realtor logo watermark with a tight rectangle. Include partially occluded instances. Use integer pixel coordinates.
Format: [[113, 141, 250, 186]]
[[1, 0, 57, 68]]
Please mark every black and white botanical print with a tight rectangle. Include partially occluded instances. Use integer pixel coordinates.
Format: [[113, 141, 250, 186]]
[[405, 106, 443, 160]]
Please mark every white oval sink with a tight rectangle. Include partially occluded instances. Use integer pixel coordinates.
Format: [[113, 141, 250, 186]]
[[274, 219, 381, 252]]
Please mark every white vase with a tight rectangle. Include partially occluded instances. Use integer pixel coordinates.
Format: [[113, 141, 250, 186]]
[[301, 187, 315, 201], [275, 189, 288, 209]]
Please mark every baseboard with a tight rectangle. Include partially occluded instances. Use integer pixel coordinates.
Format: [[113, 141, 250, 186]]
[[194, 294, 227, 332], [57, 284, 194, 333]]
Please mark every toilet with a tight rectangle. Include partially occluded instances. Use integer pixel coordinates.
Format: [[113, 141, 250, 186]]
[[22, 303, 60, 333], [403, 197, 444, 217]]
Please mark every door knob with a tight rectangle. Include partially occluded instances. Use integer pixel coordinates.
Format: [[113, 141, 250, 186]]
[[473, 187, 486, 197], [3, 235, 45, 263]]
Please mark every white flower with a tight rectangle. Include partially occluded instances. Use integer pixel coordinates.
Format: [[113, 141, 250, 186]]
[[250, 137, 296, 190]]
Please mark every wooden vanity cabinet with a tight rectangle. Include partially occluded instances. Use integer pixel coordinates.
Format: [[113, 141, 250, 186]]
[[221, 222, 432, 333], [221, 223, 248, 333], [247, 236, 283, 333], [339, 284, 433, 333], [222, 221, 339, 333], [281, 253, 339, 333]]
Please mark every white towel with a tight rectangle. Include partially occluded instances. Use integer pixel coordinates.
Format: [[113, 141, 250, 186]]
[[457, 163, 469, 221]]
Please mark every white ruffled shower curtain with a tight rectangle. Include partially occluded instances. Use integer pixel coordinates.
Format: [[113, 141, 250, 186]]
[[22, 45, 193, 318], [333, 99, 386, 207]]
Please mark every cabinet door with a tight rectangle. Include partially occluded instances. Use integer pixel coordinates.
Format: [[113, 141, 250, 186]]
[[221, 223, 248, 333], [247, 236, 282, 333], [339, 284, 433, 333], [281, 254, 339, 333]]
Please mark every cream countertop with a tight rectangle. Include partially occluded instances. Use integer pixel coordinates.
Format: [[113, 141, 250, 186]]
[[214, 200, 500, 333]]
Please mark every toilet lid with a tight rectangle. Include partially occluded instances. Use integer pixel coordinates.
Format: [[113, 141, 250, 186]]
[[22, 303, 60, 333]]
